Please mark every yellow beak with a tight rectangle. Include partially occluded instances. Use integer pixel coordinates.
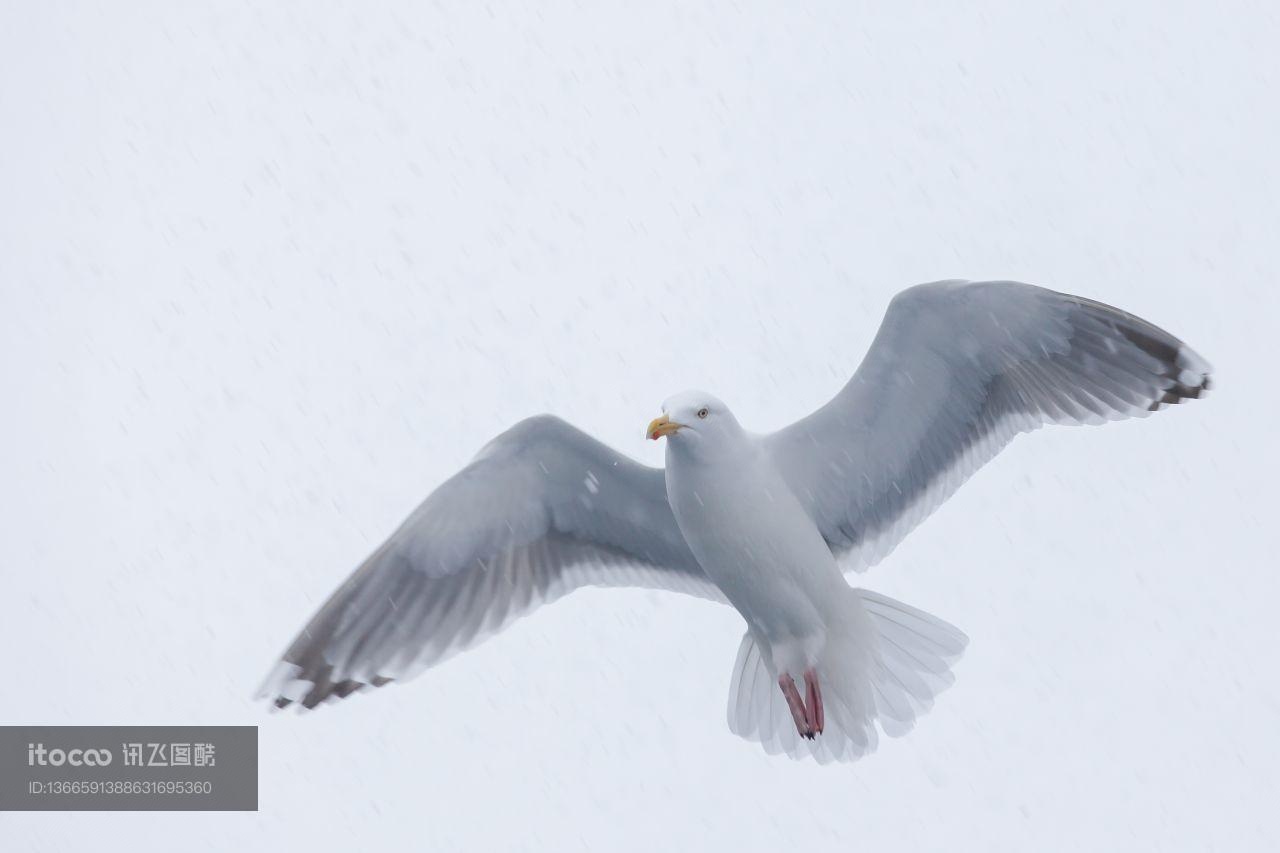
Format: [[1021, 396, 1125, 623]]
[[647, 413, 682, 440]]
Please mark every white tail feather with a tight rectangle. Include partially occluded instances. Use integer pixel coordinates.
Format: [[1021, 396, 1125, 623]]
[[727, 588, 967, 763]]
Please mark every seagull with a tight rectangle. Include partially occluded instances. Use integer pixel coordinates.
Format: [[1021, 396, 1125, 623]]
[[259, 280, 1211, 763]]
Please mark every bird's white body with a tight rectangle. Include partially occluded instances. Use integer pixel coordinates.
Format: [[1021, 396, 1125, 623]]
[[655, 392, 914, 760], [663, 419, 846, 678]]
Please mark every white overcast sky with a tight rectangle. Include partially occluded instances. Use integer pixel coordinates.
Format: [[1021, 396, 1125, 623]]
[[2, 2, 1277, 851]]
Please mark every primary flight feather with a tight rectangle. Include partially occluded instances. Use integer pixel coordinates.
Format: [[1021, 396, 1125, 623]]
[[260, 280, 1211, 763]]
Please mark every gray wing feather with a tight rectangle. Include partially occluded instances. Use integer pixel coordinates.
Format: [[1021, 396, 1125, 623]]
[[260, 415, 719, 710], [765, 280, 1212, 573]]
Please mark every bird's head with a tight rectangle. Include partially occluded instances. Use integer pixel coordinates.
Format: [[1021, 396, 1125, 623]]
[[647, 390, 743, 452]]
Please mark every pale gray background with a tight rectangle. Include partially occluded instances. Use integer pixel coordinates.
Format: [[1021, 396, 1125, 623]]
[[2, 2, 1276, 851]]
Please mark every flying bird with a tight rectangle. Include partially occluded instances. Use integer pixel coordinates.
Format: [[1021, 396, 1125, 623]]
[[259, 280, 1211, 763]]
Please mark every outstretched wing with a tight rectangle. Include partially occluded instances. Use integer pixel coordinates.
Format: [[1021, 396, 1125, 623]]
[[260, 415, 721, 709], [765, 280, 1212, 573]]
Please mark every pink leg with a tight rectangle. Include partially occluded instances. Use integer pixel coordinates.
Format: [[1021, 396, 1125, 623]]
[[803, 667, 824, 735], [779, 673, 815, 739]]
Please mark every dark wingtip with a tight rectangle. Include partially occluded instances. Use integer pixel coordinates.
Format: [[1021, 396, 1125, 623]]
[[1145, 365, 1212, 411], [1114, 324, 1212, 412], [263, 662, 396, 712]]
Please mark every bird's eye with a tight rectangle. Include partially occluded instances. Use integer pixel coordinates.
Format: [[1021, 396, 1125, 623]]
[[697, 407, 709, 419]]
